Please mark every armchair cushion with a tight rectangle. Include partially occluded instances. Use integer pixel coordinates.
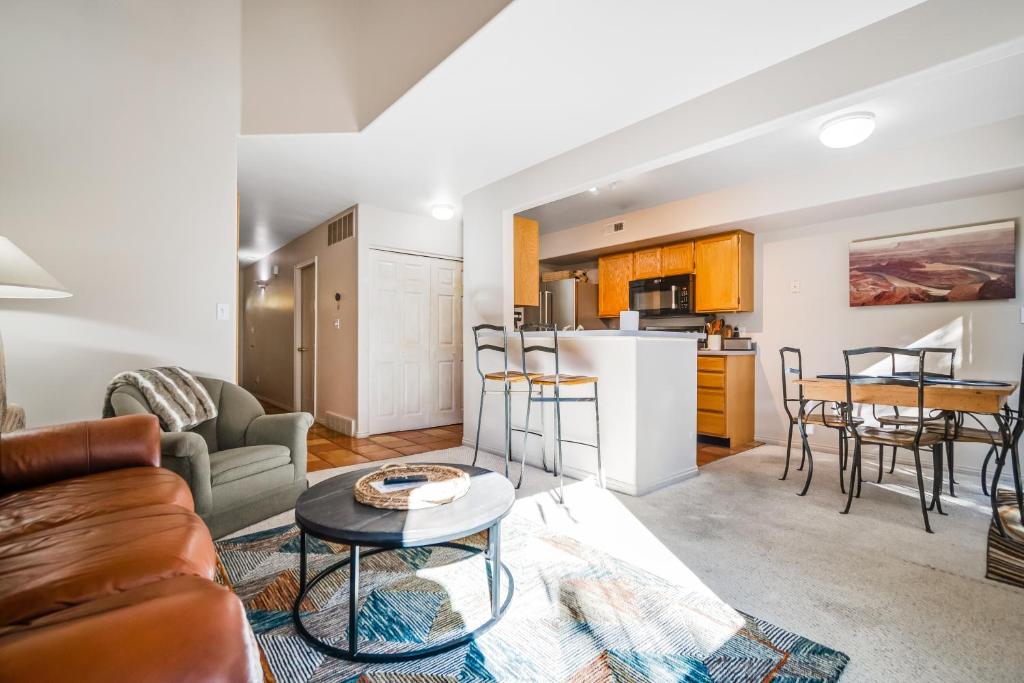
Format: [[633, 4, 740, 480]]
[[210, 445, 290, 486]]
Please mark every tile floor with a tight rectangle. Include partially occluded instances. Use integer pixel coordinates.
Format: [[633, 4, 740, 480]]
[[305, 423, 465, 472]]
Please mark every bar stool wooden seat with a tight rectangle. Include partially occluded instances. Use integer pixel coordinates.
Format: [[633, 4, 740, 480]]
[[470, 324, 542, 486], [519, 325, 603, 503]]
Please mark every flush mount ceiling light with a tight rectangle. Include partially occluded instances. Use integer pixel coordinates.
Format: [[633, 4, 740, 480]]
[[431, 204, 455, 220], [430, 204, 454, 220], [819, 112, 876, 148]]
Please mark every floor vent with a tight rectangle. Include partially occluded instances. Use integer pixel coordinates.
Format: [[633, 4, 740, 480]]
[[328, 210, 355, 246]]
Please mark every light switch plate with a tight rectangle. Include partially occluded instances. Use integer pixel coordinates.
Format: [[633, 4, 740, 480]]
[[334, 318, 341, 329], [790, 280, 801, 294], [216, 303, 229, 321]]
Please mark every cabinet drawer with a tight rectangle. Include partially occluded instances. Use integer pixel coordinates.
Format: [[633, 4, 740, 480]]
[[697, 371, 725, 389], [697, 410, 727, 436], [697, 388, 726, 413], [697, 356, 726, 372]]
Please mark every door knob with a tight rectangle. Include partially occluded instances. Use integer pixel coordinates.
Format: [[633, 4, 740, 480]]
[[297, 347, 310, 352]]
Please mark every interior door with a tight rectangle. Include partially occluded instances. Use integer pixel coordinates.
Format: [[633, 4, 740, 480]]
[[369, 250, 463, 434], [430, 259, 463, 425], [298, 263, 316, 413], [369, 251, 429, 433]]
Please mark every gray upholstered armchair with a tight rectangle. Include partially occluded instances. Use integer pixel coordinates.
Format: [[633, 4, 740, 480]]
[[107, 376, 313, 538]]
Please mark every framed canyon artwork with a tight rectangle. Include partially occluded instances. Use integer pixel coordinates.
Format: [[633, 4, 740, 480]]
[[849, 220, 1016, 307]]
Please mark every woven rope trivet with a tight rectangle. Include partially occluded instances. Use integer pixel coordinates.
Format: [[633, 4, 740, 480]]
[[353, 463, 471, 510]]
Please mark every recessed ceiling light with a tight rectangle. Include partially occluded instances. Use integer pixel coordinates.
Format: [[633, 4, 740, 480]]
[[431, 204, 455, 220], [819, 112, 875, 148]]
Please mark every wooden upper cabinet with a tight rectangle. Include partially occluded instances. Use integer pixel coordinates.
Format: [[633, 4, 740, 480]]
[[662, 241, 694, 275], [513, 216, 539, 307], [694, 230, 754, 313], [598, 252, 633, 317], [633, 247, 662, 279]]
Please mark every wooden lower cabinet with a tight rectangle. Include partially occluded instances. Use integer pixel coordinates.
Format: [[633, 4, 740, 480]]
[[696, 354, 754, 447]]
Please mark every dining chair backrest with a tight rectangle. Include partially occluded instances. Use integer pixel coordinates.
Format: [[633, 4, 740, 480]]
[[779, 347, 804, 421], [520, 323, 559, 385], [844, 346, 928, 442], [472, 324, 509, 381], [889, 346, 956, 379]]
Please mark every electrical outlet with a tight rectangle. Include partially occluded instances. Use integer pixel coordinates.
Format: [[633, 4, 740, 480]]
[[790, 280, 801, 294], [804, 424, 815, 435], [216, 303, 229, 320], [334, 318, 341, 329]]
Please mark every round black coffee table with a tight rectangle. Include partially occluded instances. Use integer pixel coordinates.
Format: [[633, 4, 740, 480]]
[[291, 464, 515, 662]]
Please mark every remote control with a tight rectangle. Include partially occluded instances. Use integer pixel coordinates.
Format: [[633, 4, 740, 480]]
[[383, 474, 429, 485]]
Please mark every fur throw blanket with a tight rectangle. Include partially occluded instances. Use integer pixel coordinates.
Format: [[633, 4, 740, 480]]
[[103, 367, 217, 432]]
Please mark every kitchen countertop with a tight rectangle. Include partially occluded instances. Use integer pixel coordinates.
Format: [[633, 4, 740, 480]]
[[494, 329, 698, 339], [698, 349, 756, 356]]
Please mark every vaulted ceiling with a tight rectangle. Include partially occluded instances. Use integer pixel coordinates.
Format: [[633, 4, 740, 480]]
[[238, 0, 929, 262]]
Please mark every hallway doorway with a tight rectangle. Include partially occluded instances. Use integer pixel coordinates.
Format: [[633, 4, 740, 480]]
[[294, 259, 317, 414]]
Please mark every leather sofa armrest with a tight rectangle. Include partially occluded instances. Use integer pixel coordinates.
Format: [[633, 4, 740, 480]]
[[0, 415, 159, 492], [245, 412, 313, 483]]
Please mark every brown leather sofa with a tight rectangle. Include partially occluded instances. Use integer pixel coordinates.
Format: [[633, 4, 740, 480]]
[[0, 415, 262, 682]]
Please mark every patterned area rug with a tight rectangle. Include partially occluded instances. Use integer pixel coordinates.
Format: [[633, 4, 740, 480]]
[[217, 518, 849, 682]]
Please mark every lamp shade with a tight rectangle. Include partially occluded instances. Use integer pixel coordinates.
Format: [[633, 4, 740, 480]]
[[0, 237, 71, 298]]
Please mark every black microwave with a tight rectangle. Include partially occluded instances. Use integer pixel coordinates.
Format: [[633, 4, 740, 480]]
[[628, 274, 694, 317]]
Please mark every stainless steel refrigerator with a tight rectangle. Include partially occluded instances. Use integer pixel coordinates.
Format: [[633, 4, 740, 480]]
[[528, 279, 600, 330]]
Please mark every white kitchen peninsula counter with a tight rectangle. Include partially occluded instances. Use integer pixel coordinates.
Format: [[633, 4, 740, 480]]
[[477, 330, 697, 495]]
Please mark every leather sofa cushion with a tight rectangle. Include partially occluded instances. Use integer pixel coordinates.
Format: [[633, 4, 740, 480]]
[[0, 504, 215, 626], [0, 468, 193, 545], [210, 444, 290, 486], [0, 575, 262, 682]]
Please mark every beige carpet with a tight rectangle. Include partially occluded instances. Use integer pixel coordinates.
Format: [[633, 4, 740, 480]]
[[227, 444, 1024, 682]]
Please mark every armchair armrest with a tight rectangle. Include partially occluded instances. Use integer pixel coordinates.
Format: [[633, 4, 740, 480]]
[[0, 415, 159, 492], [158, 431, 213, 515], [245, 412, 313, 483]]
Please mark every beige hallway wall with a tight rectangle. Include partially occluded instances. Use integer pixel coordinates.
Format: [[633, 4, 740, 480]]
[[241, 209, 359, 428]]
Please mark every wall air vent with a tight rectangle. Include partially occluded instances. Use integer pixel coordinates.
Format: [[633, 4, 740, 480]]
[[604, 221, 625, 235], [328, 209, 355, 246]]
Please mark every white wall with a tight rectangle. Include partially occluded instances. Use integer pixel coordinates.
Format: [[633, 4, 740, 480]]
[[462, 5, 1024, 459], [356, 204, 461, 436], [0, 0, 241, 427], [733, 189, 1024, 470]]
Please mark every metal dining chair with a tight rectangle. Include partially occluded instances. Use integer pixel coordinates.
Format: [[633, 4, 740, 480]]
[[469, 324, 541, 486], [519, 324, 603, 503], [983, 352, 1023, 537], [841, 347, 946, 533], [875, 347, 956, 490], [778, 347, 862, 496]]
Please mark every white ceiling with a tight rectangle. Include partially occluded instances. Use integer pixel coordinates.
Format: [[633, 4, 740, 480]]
[[238, 0, 924, 262], [521, 46, 1024, 234]]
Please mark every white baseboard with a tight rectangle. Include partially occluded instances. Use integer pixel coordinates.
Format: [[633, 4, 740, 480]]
[[322, 411, 357, 436], [464, 438, 700, 496], [755, 433, 986, 477]]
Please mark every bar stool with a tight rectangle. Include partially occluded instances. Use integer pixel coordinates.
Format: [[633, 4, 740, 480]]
[[470, 324, 541, 486], [519, 325, 604, 503]]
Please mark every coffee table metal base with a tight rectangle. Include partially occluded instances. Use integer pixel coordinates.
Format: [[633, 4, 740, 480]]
[[291, 526, 513, 663]]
